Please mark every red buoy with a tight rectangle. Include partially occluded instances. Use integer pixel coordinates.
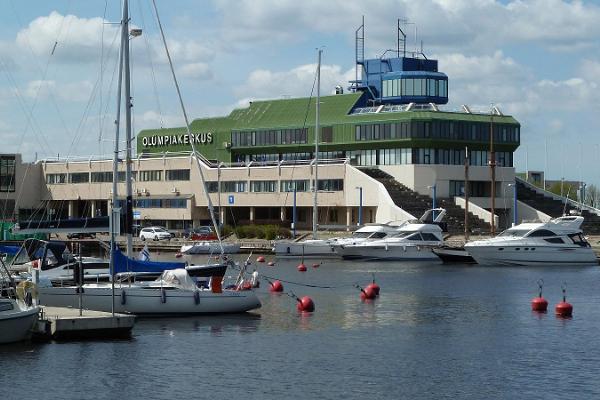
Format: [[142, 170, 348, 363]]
[[257, 256, 266, 263], [531, 297, 548, 312], [360, 285, 377, 301], [366, 282, 380, 296], [297, 263, 307, 272], [269, 280, 284, 293], [531, 280, 547, 312], [267, 261, 275, 267], [555, 301, 573, 318], [312, 263, 320, 268], [175, 252, 183, 259], [297, 296, 315, 312], [555, 283, 573, 318]]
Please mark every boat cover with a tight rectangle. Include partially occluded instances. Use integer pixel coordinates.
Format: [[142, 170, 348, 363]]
[[113, 248, 185, 274], [156, 269, 197, 291]]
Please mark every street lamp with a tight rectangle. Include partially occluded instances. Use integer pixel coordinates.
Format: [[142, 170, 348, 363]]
[[508, 183, 517, 226], [355, 186, 363, 226]]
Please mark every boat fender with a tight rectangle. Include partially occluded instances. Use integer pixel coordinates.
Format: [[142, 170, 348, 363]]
[[385, 244, 388, 252], [417, 246, 421, 252], [121, 290, 127, 305], [161, 288, 167, 303], [403, 246, 406, 252], [194, 291, 200, 305]]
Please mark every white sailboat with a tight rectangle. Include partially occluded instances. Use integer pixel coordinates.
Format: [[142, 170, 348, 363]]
[[0, 261, 39, 344], [38, 0, 260, 315]]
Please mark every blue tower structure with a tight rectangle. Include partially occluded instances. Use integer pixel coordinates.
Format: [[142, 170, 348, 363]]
[[350, 18, 448, 106]]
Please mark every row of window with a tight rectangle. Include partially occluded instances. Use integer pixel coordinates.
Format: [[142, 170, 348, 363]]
[[46, 169, 190, 185], [204, 179, 345, 193], [355, 121, 519, 143], [348, 148, 513, 167], [382, 77, 448, 98], [0, 156, 16, 192], [116, 198, 187, 209], [231, 128, 308, 147], [449, 180, 503, 197]]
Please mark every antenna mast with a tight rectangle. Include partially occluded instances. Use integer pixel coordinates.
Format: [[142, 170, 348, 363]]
[[397, 18, 407, 58], [355, 16, 365, 88]]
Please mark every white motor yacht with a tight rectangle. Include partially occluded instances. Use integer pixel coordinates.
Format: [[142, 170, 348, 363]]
[[464, 216, 598, 266], [335, 209, 446, 261], [273, 223, 402, 258], [180, 241, 241, 255]]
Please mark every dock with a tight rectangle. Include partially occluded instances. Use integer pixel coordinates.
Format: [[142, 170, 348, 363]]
[[34, 306, 135, 341]]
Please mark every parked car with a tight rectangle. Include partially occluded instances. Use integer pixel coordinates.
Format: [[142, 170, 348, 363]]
[[183, 226, 217, 241], [139, 227, 173, 241]]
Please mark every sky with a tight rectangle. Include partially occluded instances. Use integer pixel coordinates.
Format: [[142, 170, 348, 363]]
[[1, 0, 600, 186]]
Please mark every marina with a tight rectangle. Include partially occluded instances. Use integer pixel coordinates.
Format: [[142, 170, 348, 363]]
[[2, 0, 600, 399]]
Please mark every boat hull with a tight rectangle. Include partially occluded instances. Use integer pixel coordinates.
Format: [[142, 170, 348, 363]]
[[0, 306, 39, 344], [336, 244, 440, 261], [432, 247, 476, 264], [464, 245, 599, 266], [273, 241, 338, 258], [38, 286, 261, 315]]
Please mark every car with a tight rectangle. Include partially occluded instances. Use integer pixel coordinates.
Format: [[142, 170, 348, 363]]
[[139, 227, 173, 241], [183, 226, 217, 241], [66, 232, 96, 240]]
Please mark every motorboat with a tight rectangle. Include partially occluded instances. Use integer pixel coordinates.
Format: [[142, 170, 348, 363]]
[[464, 216, 598, 266], [180, 241, 240, 255], [334, 209, 446, 261], [273, 223, 403, 258], [38, 268, 261, 316], [0, 261, 39, 344], [432, 246, 476, 263]]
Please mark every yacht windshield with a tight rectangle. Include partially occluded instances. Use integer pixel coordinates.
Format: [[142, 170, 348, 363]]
[[498, 229, 529, 238], [391, 231, 415, 238], [352, 232, 372, 239]]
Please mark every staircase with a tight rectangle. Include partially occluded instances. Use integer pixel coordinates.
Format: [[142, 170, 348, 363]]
[[360, 168, 491, 235], [516, 180, 600, 234]]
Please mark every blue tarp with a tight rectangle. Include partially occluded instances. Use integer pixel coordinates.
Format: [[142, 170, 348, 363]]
[[113, 248, 185, 274], [0, 245, 21, 256]]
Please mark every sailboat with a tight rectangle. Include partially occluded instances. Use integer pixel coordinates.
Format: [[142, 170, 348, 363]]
[[0, 259, 39, 344], [272, 50, 339, 258], [38, 0, 260, 315]]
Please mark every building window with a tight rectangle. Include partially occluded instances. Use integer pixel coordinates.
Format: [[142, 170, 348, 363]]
[[280, 180, 309, 192], [166, 169, 190, 181], [0, 156, 16, 192], [221, 181, 246, 193], [317, 179, 344, 191], [91, 172, 113, 183], [69, 172, 89, 184], [138, 170, 162, 182], [46, 173, 67, 184], [205, 181, 219, 193], [321, 126, 333, 143], [250, 180, 277, 192]]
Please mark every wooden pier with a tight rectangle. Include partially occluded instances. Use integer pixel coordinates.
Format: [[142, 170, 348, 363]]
[[34, 306, 135, 341]]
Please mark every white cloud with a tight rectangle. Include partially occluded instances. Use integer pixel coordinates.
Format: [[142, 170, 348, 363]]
[[178, 62, 213, 80], [23, 79, 94, 102], [234, 63, 353, 101]]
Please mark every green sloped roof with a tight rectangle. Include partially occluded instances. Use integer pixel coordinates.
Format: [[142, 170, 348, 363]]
[[138, 92, 519, 138]]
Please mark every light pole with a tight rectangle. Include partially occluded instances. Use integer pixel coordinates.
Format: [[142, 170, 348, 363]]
[[508, 183, 517, 226], [356, 186, 363, 226]]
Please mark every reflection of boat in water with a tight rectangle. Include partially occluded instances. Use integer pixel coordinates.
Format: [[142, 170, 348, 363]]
[[464, 216, 598, 266], [432, 246, 476, 264], [180, 241, 240, 255]]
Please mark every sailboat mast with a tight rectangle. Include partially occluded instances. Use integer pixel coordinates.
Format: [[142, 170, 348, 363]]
[[123, 0, 134, 257], [464, 146, 469, 241], [109, 0, 127, 316], [150, 0, 224, 254], [312, 49, 321, 239], [489, 106, 496, 235]]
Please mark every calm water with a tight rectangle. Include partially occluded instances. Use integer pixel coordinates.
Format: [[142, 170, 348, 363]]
[[2, 255, 600, 399]]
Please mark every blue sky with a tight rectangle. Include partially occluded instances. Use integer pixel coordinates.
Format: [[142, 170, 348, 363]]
[[1, 0, 600, 186]]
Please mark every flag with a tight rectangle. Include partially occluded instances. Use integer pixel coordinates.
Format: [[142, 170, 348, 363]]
[[138, 244, 150, 261]]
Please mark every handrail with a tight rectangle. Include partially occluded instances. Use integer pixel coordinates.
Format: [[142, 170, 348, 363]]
[[516, 177, 600, 217]]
